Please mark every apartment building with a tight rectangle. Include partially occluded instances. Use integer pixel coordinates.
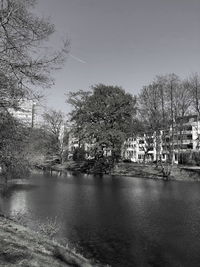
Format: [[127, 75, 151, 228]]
[[67, 133, 112, 160], [123, 115, 200, 163], [67, 115, 200, 163], [10, 100, 43, 127], [123, 133, 156, 163]]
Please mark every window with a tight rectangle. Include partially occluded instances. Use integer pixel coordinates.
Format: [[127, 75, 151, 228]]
[[187, 143, 193, 149], [138, 154, 144, 160], [180, 144, 193, 149], [186, 135, 192, 140], [183, 125, 192, 131]]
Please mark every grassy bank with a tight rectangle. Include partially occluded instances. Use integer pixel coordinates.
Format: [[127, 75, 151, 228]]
[[0, 214, 102, 267], [112, 162, 200, 181]]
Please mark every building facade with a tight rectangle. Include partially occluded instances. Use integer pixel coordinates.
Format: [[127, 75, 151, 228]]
[[10, 100, 44, 128], [123, 115, 200, 164], [66, 115, 200, 164]]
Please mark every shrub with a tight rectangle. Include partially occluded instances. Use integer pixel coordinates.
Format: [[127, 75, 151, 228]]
[[179, 152, 200, 165], [72, 147, 86, 161], [38, 216, 61, 239]]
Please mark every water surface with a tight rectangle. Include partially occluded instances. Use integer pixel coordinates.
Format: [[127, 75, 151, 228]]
[[1, 172, 200, 266]]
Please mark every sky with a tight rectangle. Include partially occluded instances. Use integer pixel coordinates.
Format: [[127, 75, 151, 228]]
[[34, 0, 200, 113]]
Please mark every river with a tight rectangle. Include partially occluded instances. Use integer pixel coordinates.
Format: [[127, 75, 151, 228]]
[[1, 172, 200, 266]]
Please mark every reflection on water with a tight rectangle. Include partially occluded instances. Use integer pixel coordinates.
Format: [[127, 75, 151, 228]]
[[1, 173, 200, 266], [9, 191, 28, 215]]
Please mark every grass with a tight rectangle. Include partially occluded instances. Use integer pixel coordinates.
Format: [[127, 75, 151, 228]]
[[0, 214, 104, 266]]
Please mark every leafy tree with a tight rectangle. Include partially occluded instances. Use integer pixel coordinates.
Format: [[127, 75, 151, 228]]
[[68, 84, 137, 166], [72, 147, 86, 161], [25, 127, 52, 165]]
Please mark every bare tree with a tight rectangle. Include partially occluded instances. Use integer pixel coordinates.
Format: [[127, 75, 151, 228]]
[[189, 73, 200, 148], [42, 109, 66, 163], [138, 74, 192, 178], [0, 0, 69, 109], [0, 0, 69, 180], [138, 82, 163, 163]]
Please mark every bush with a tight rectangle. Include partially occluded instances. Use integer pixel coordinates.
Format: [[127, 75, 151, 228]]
[[123, 159, 132, 163], [192, 152, 200, 166], [72, 147, 86, 161], [179, 152, 200, 166], [79, 157, 114, 174], [38, 216, 61, 239], [179, 153, 191, 165], [90, 157, 113, 174]]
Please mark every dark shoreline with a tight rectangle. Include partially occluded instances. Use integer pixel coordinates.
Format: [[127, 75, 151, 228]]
[[2, 162, 200, 194], [40, 161, 200, 182]]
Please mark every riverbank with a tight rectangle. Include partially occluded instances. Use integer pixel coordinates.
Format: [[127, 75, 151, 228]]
[[0, 214, 101, 267], [34, 161, 200, 181], [112, 162, 200, 181]]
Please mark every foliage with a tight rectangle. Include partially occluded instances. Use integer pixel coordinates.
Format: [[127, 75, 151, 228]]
[[179, 152, 200, 166], [0, 0, 68, 180], [42, 109, 67, 162], [0, 112, 30, 181], [25, 128, 53, 165], [38, 217, 61, 239], [90, 157, 113, 174], [138, 73, 197, 169], [72, 147, 86, 161], [68, 84, 137, 166]]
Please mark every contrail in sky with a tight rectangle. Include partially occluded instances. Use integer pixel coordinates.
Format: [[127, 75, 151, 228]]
[[69, 53, 86, 64]]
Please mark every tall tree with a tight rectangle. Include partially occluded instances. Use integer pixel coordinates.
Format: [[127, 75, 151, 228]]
[[42, 109, 66, 163], [67, 84, 137, 164], [138, 81, 163, 163], [165, 74, 180, 164], [0, 0, 68, 181], [0, 0, 69, 109], [189, 73, 200, 148], [0, 111, 30, 183]]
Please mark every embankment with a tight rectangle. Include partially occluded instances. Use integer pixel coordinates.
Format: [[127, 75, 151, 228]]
[[34, 161, 200, 181], [112, 163, 200, 181], [0, 214, 101, 267]]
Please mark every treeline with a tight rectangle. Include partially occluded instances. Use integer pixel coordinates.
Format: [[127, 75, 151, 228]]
[[138, 73, 200, 134], [0, 0, 68, 183], [1, 1, 200, 180], [138, 73, 200, 164], [67, 84, 136, 173], [68, 74, 200, 173]]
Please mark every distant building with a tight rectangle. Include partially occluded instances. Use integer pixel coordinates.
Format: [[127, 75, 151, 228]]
[[123, 115, 200, 164], [10, 100, 43, 128], [123, 133, 156, 163], [67, 115, 200, 163]]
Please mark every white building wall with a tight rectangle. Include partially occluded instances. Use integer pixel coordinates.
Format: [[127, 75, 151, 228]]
[[123, 117, 200, 163]]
